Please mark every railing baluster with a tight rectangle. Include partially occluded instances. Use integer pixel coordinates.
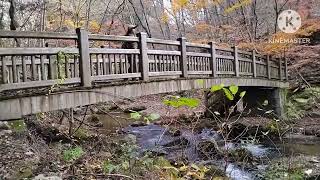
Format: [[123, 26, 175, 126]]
[[284, 57, 288, 80], [74, 55, 79, 78], [252, 50, 257, 78], [89, 55, 93, 76], [96, 54, 101, 76], [49, 55, 55, 79], [120, 54, 123, 74], [278, 58, 282, 81], [102, 54, 107, 75], [1, 57, 7, 84], [31, 55, 36, 80], [108, 54, 112, 74], [22, 55, 27, 82], [267, 55, 271, 79], [233, 46, 239, 77], [12, 56, 17, 83], [65, 55, 70, 78]]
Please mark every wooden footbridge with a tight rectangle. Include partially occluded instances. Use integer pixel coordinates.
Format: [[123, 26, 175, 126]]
[[0, 29, 288, 120]]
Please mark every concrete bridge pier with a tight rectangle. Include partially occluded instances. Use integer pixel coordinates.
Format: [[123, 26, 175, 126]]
[[205, 87, 286, 118], [242, 87, 286, 118]]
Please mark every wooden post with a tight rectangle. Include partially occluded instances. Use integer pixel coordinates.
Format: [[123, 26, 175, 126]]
[[252, 50, 257, 78], [138, 32, 149, 81], [233, 46, 239, 77], [76, 28, 91, 87], [178, 37, 188, 78], [209, 42, 217, 77], [278, 58, 283, 81], [267, 55, 271, 79]]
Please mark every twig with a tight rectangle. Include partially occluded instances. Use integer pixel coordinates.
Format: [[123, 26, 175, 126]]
[[72, 106, 89, 136], [80, 173, 135, 180], [93, 105, 123, 127]]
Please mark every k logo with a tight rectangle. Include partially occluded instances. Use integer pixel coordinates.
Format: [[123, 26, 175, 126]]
[[278, 10, 302, 33]]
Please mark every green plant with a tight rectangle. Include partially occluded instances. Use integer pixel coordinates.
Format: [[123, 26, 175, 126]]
[[264, 163, 304, 180], [47, 51, 76, 95], [286, 87, 320, 119], [63, 147, 84, 162], [163, 96, 200, 108], [73, 128, 89, 140], [210, 84, 246, 101], [103, 160, 120, 173], [8, 120, 26, 133], [130, 112, 160, 124]]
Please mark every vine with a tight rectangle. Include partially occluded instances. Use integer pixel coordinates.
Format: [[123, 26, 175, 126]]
[[47, 51, 74, 95]]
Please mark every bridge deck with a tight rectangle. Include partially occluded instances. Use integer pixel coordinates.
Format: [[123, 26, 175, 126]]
[[0, 29, 288, 120]]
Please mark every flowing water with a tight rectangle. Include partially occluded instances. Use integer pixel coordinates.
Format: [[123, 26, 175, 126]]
[[96, 113, 320, 179]]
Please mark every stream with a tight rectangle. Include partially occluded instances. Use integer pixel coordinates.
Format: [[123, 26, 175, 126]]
[[96, 113, 320, 180]]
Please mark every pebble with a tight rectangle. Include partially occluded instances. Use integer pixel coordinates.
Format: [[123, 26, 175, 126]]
[[25, 151, 34, 156], [0, 130, 12, 136]]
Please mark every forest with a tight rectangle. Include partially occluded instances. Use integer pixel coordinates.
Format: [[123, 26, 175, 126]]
[[0, 0, 320, 179]]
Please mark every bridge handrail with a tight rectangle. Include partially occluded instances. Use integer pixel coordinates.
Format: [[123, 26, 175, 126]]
[[0, 28, 288, 92]]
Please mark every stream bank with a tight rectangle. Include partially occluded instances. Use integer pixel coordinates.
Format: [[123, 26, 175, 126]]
[[1, 89, 320, 179]]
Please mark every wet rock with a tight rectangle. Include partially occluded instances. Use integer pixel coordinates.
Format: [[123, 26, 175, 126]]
[[130, 121, 147, 127], [198, 140, 223, 159], [0, 130, 13, 136], [25, 120, 70, 143], [228, 148, 256, 164], [93, 122, 103, 127], [309, 111, 320, 118], [178, 114, 192, 123], [33, 174, 62, 180], [145, 148, 168, 156], [73, 107, 83, 115], [87, 114, 100, 123], [166, 128, 181, 137], [171, 129, 181, 137], [124, 106, 147, 113], [0, 121, 9, 130], [206, 165, 228, 178], [162, 137, 189, 147], [109, 105, 119, 111], [90, 106, 100, 114]]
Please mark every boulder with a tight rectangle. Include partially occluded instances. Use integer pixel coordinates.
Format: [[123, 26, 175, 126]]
[[0, 121, 9, 130], [33, 175, 62, 180], [124, 106, 147, 113], [130, 121, 147, 127], [162, 137, 189, 148]]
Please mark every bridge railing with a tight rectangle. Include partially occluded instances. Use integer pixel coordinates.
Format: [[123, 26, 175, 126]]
[[0, 29, 288, 92]]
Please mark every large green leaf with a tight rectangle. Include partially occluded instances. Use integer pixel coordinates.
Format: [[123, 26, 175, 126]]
[[223, 88, 234, 101], [262, 100, 269, 106], [130, 112, 141, 120], [148, 113, 160, 121], [239, 91, 246, 98], [294, 98, 309, 103], [210, 84, 224, 92], [163, 97, 200, 108], [229, 85, 239, 95]]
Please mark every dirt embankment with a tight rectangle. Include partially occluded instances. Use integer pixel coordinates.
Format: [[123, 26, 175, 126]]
[[287, 45, 320, 86]]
